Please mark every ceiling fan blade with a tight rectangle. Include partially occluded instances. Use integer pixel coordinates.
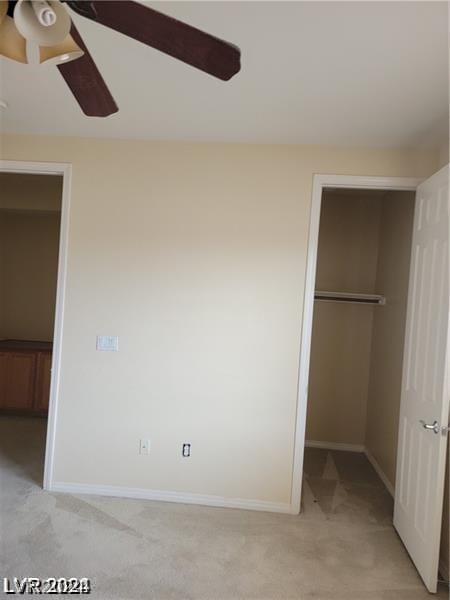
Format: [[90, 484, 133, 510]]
[[57, 22, 118, 117], [66, 1, 241, 81]]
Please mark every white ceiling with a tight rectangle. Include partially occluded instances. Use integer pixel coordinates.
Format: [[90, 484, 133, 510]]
[[0, 1, 448, 147]]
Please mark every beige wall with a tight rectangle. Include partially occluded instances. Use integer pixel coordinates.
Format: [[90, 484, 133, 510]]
[[365, 191, 415, 487], [438, 143, 449, 170], [0, 210, 61, 341], [0, 134, 438, 506], [0, 173, 63, 211], [306, 191, 382, 446]]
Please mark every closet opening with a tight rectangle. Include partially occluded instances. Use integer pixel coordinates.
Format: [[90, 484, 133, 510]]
[[302, 186, 415, 518], [0, 171, 63, 487], [296, 170, 450, 594]]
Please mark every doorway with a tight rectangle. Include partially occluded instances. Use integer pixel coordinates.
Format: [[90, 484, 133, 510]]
[[292, 171, 450, 593], [305, 186, 414, 479], [302, 185, 415, 543], [0, 160, 71, 491]]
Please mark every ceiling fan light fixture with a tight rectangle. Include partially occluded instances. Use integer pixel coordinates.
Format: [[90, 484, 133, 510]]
[[39, 33, 83, 65], [14, 0, 71, 47], [0, 1, 7, 26], [0, 15, 27, 63], [32, 0, 57, 27]]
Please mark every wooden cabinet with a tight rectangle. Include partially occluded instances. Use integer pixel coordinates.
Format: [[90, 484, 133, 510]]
[[0, 341, 52, 416], [0, 353, 7, 409], [34, 353, 52, 412], [3, 353, 36, 410]]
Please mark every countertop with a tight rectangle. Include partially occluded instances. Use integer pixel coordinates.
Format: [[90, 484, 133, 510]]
[[0, 340, 53, 352]]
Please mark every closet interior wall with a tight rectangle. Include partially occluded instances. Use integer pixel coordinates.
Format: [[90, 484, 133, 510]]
[[365, 191, 415, 487], [307, 189, 385, 449]]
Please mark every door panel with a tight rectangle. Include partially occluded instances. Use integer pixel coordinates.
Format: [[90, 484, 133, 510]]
[[34, 352, 52, 412], [394, 165, 450, 593], [3, 353, 36, 410], [0, 353, 7, 408]]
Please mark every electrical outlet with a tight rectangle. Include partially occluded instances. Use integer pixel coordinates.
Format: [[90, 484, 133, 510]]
[[182, 443, 191, 457], [139, 439, 151, 455]]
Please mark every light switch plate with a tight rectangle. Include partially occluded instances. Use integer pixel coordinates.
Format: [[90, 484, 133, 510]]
[[96, 335, 119, 352], [139, 439, 151, 455]]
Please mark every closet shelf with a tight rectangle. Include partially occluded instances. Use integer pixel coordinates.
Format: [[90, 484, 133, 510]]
[[314, 291, 386, 305]]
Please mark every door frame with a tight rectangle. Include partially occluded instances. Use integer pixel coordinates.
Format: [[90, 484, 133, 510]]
[[291, 174, 422, 513], [0, 159, 72, 490]]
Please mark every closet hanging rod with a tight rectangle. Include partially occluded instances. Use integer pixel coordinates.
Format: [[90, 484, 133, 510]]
[[314, 291, 386, 305]]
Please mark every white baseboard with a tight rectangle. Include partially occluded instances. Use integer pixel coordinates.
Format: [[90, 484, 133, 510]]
[[305, 440, 365, 453], [50, 481, 294, 514], [364, 448, 395, 497], [49, 447, 394, 515]]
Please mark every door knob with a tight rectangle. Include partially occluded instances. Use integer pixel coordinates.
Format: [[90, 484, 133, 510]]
[[419, 420, 440, 434]]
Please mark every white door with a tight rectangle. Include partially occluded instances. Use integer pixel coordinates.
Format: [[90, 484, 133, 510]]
[[394, 164, 450, 593]]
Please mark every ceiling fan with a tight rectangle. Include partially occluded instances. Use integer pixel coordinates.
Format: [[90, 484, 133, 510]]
[[0, 0, 241, 117]]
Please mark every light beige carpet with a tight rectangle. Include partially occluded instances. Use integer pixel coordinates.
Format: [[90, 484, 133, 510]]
[[0, 416, 447, 599]]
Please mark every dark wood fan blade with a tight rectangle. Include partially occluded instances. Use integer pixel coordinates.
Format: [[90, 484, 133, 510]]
[[57, 22, 118, 117], [66, 1, 241, 81]]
